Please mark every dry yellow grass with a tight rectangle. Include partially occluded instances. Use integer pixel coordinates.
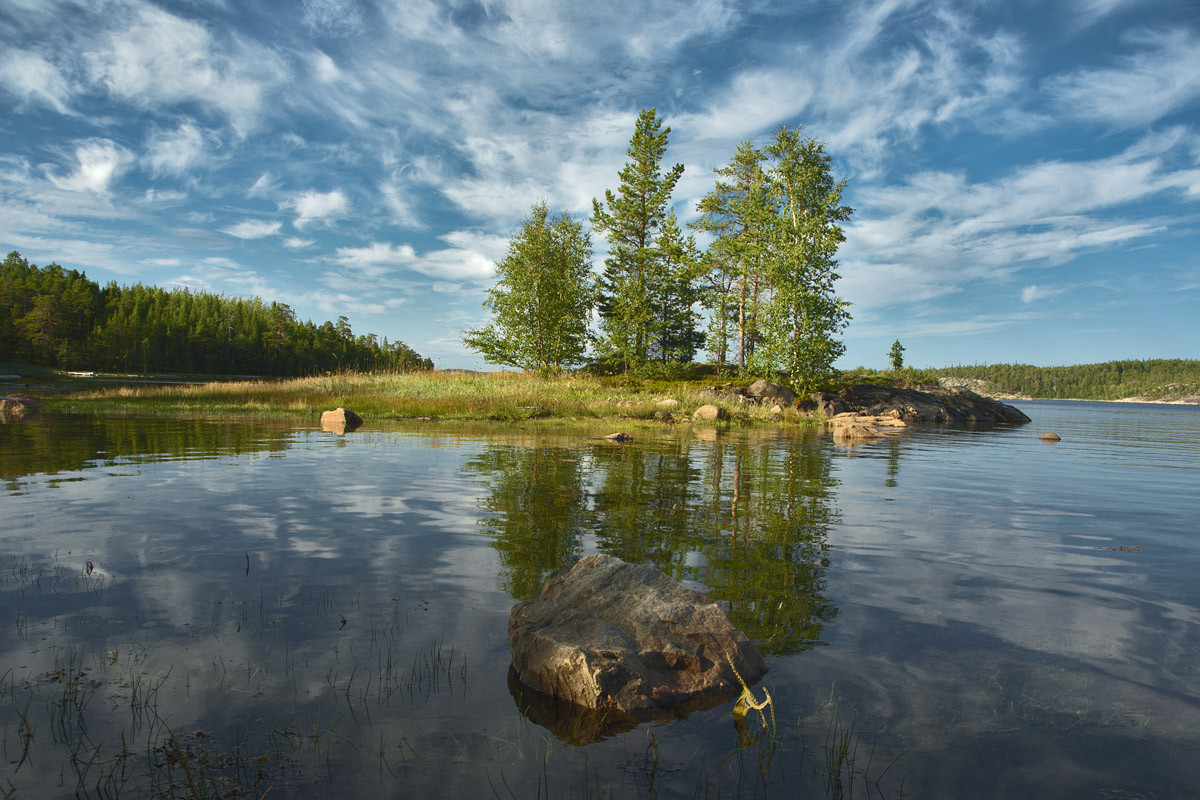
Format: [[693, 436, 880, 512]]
[[47, 370, 817, 428]]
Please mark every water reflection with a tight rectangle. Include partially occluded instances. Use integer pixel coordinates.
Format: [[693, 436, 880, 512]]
[[468, 430, 839, 658], [0, 414, 292, 492]]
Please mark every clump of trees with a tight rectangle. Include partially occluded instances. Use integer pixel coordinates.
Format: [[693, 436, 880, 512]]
[[0, 251, 431, 375], [463, 108, 854, 392]]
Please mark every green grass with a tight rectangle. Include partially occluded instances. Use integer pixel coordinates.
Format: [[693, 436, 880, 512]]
[[43, 370, 819, 427]]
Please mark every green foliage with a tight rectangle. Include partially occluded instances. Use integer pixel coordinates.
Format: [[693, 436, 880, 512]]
[[462, 202, 594, 373], [752, 127, 852, 391], [691, 141, 772, 373], [591, 107, 697, 372], [0, 251, 430, 375], [889, 340, 905, 372], [692, 127, 852, 391], [466, 431, 838, 654], [932, 360, 1200, 401]]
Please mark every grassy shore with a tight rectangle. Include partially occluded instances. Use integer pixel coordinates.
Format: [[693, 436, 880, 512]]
[[43, 369, 815, 426]]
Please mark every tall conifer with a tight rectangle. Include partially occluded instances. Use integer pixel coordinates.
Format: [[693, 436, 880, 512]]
[[591, 108, 687, 372]]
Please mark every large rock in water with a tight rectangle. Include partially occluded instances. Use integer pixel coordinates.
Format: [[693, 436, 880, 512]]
[[508, 555, 765, 716], [320, 407, 362, 433]]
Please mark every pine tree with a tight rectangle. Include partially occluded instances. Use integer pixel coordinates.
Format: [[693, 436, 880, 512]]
[[648, 210, 705, 364], [591, 107, 686, 372]]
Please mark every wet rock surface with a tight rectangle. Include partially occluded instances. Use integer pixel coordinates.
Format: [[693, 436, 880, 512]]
[[508, 555, 765, 716]]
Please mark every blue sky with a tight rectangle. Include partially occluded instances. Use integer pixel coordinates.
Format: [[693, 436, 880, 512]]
[[2, 0, 1198, 370]]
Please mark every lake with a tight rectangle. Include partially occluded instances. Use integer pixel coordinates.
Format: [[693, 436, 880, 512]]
[[1, 400, 1198, 798]]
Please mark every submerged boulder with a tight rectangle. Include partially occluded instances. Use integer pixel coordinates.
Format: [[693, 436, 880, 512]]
[[508, 554, 765, 715]]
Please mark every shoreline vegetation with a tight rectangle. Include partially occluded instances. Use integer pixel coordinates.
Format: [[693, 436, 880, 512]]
[[34, 369, 806, 426], [5, 359, 1195, 428]]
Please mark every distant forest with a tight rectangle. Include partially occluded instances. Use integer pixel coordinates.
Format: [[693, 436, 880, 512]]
[[933, 360, 1200, 401], [0, 252, 431, 375]]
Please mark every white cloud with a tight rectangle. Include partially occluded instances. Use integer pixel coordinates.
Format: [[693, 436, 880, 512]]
[[45, 139, 132, 193], [0, 50, 74, 114], [1021, 284, 1065, 303], [330, 232, 506, 284], [145, 122, 207, 176], [1048, 29, 1200, 128], [83, 3, 288, 133], [291, 189, 349, 228], [332, 241, 417, 279], [284, 236, 315, 249], [222, 220, 282, 239]]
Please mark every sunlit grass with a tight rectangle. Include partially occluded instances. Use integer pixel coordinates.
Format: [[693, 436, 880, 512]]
[[47, 369, 818, 427]]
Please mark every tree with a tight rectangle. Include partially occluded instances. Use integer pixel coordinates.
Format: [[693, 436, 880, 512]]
[[694, 126, 853, 389], [753, 126, 852, 388], [591, 107, 687, 371], [889, 340, 905, 372], [463, 201, 594, 372], [648, 210, 705, 364], [691, 142, 771, 372]]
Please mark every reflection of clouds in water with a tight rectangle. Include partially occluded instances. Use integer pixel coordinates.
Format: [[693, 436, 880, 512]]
[[288, 538, 341, 558], [820, 424, 1200, 750]]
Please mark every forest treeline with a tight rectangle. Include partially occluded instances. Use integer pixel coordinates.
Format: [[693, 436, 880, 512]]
[[0, 251, 431, 375], [934, 360, 1200, 401]]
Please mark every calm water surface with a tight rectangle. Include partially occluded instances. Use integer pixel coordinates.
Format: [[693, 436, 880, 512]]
[[1, 401, 1198, 798]]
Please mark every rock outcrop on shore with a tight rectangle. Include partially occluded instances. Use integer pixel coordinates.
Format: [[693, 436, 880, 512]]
[[817, 384, 1031, 425], [810, 384, 1029, 442]]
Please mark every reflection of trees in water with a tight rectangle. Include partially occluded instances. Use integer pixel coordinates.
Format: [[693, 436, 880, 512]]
[[465, 446, 587, 599], [470, 431, 840, 655], [1, 415, 291, 492]]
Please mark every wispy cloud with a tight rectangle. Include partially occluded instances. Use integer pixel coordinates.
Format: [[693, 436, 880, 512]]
[[0, 49, 74, 114], [145, 122, 208, 176], [222, 220, 282, 239], [1048, 29, 1200, 128], [301, 0, 364, 37], [82, 1, 288, 134], [45, 139, 132, 194], [840, 130, 1197, 311]]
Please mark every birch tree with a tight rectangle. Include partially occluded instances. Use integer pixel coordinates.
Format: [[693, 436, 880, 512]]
[[463, 202, 594, 372]]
